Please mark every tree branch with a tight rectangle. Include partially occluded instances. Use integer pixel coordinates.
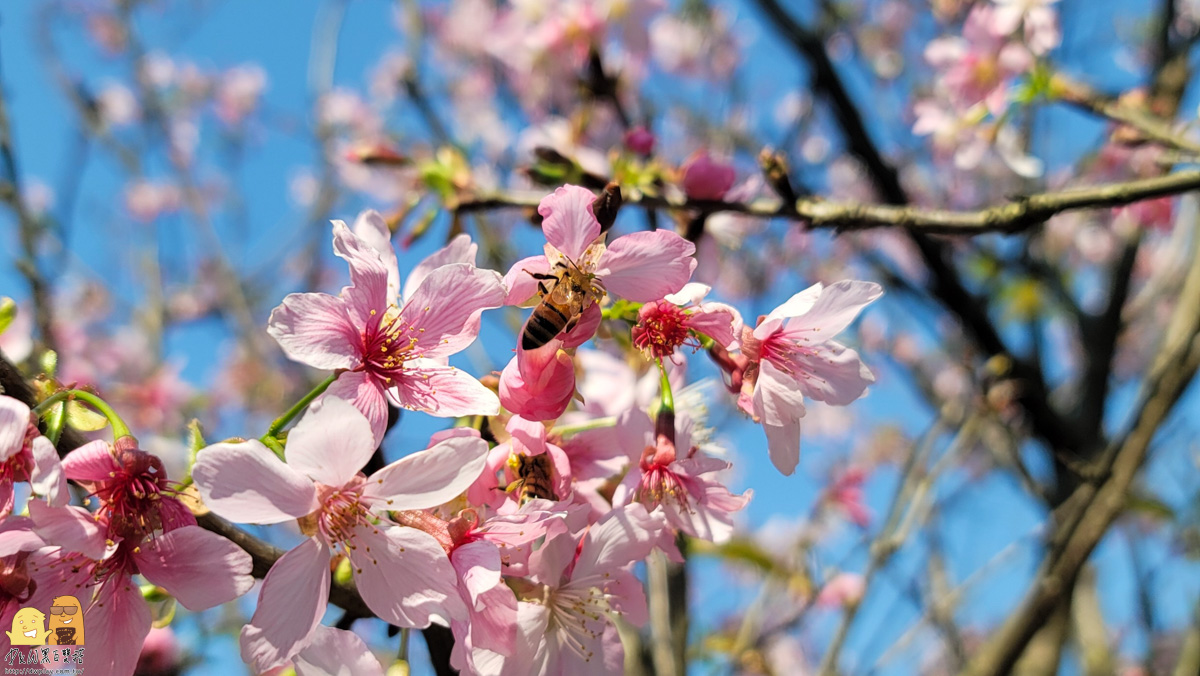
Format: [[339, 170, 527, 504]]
[[962, 220, 1200, 676], [457, 169, 1200, 235]]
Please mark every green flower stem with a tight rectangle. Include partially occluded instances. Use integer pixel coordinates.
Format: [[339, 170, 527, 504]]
[[262, 373, 338, 442], [550, 415, 617, 438], [43, 397, 66, 446], [657, 359, 675, 414], [261, 434, 286, 460], [32, 389, 132, 440]]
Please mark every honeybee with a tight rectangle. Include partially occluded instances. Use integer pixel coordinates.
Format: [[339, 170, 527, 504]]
[[507, 452, 557, 505], [520, 257, 605, 350]]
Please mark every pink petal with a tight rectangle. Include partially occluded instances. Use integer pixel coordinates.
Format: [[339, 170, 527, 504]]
[[402, 264, 506, 359], [28, 501, 107, 560], [192, 440, 318, 524], [240, 538, 330, 673], [778, 280, 882, 341], [348, 524, 466, 627], [573, 503, 660, 578], [332, 220, 392, 328], [503, 255, 551, 307], [794, 341, 875, 405], [597, 567, 649, 627], [85, 577, 152, 676], [539, 185, 601, 261], [60, 439, 117, 482], [403, 233, 479, 302], [594, 230, 696, 302], [452, 540, 502, 607], [0, 396, 30, 461], [390, 359, 501, 417], [760, 282, 823, 328], [135, 525, 255, 611], [559, 302, 602, 348], [687, 305, 737, 349], [663, 282, 712, 306], [575, 349, 638, 416], [561, 426, 634, 482], [286, 396, 377, 487], [0, 516, 42, 557], [323, 371, 390, 445], [362, 435, 489, 510], [507, 415, 548, 455], [463, 582, 518, 657], [754, 360, 806, 475], [294, 625, 385, 676], [351, 209, 401, 301], [29, 436, 68, 507], [267, 292, 360, 371], [498, 353, 575, 421], [528, 527, 578, 585]]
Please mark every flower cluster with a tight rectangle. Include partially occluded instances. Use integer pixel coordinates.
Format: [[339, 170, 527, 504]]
[[1, 182, 879, 674], [1, 397, 254, 674]]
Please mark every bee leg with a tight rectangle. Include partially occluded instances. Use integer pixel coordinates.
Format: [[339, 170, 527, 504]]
[[537, 281, 550, 296], [562, 315, 580, 334], [528, 272, 557, 280]]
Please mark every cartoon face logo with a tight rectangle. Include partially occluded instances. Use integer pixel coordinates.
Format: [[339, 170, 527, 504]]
[[47, 596, 84, 646], [6, 607, 49, 645]]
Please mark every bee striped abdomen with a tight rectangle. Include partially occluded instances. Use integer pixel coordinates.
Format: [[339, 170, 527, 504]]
[[516, 453, 557, 504], [522, 303, 569, 350]]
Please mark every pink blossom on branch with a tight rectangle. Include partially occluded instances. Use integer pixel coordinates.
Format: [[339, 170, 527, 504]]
[[17, 443, 254, 676], [0, 395, 67, 518], [268, 217, 506, 439], [191, 396, 487, 673], [632, 282, 740, 361], [611, 408, 750, 543], [501, 185, 697, 420], [467, 504, 663, 674], [737, 280, 882, 475]]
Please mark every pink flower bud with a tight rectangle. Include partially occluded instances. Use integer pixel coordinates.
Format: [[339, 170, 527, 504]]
[[135, 627, 181, 676], [625, 127, 656, 156], [682, 151, 736, 200]]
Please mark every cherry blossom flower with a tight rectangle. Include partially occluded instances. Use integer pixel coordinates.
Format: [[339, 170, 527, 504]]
[[15, 515, 253, 676], [924, 5, 1033, 115], [504, 183, 696, 318], [501, 185, 696, 419], [468, 415, 572, 512], [990, 0, 1060, 55], [0, 395, 67, 518], [467, 504, 662, 674], [20, 443, 252, 676], [816, 572, 866, 608], [0, 517, 42, 627], [612, 408, 750, 543], [268, 217, 506, 439], [60, 437, 195, 542], [824, 466, 872, 528], [632, 282, 739, 361], [442, 502, 568, 675], [214, 64, 267, 126], [738, 280, 882, 475], [191, 396, 487, 673]]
